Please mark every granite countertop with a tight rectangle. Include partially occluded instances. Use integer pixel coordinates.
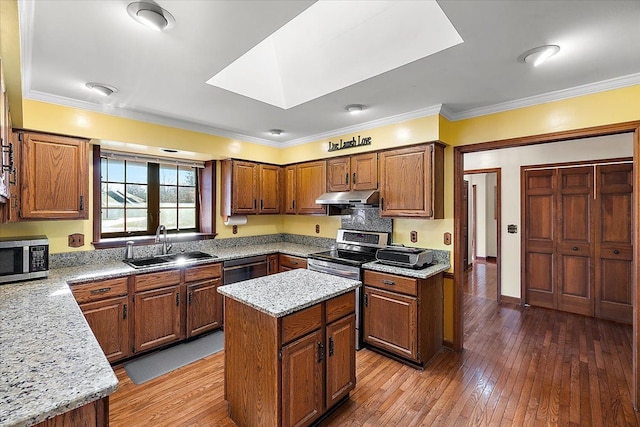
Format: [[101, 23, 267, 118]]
[[362, 260, 451, 279], [218, 269, 361, 317], [0, 242, 324, 427]]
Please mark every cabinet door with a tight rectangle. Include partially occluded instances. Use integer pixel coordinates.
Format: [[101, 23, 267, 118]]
[[80, 296, 130, 363], [267, 254, 279, 275], [326, 314, 356, 408], [0, 61, 8, 202], [296, 161, 326, 215], [1, 131, 20, 222], [595, 163, 633, 324], [259, 164, 281, 214], [186, 278, 222, 338], [284, 165, 297, 214], [134, 285, 181, 353], [20, 132, 88, 219], [363, 286, 418, 361], [351, 152, 377, 191], [281, 329, 323, 427], [327, 157, 350, 192], [232, 160, 258, 214], [379, 145, 431, 217]]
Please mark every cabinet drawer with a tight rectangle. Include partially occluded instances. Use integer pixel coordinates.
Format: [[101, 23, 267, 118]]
[[185, 262, 222, 282], [364, 270, 417, 296], [134, 269, 181, 292], [72, 277, 128, 303], [326, 291, 355, 324], [281, 303, 322, 345], [279, 254, 307, 270]]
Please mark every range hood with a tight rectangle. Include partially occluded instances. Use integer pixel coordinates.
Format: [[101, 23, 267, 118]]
[[315, 190, 379, 206]]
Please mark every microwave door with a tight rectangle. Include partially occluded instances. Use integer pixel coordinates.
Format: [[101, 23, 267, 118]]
[[0, 247, 25, 277]]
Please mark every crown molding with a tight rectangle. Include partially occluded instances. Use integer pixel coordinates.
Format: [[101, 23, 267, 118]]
[[280, 104, 445, 147], [449, 72, 640, 121]]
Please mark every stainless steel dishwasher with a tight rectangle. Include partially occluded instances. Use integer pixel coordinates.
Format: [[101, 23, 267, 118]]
[[222, 255, 268, 284]]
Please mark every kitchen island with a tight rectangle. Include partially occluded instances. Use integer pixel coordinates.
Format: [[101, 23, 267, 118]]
[[218, 269, 361, 427]]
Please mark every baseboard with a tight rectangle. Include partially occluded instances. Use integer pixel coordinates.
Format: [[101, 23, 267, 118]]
[[500, 295, 521, 305], [486, 256, 497, 263], [443, 340, 455, 351], [444, 271, 455, 280]]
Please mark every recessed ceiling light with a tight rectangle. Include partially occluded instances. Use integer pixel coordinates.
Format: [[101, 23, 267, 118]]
[[127, 2, 175, 31], [345, 104, 365, 114], [518, 45, 560, 67], [86, 82, 117, 96], [269, 129, 283, 136]]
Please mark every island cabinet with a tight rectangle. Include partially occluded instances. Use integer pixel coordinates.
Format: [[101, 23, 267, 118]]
[[363, 270, 443, 367], [220, 159, 281, 217], [378, 143, 444, 218], [16, 130, 89, 220], [72, 276, 131, 363], [327, 152, 378, 192], [220, 270, 358, 427], [279, 253, 307, 272]]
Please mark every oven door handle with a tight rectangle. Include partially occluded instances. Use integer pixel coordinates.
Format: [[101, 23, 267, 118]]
[[308, 262, 360, 280]]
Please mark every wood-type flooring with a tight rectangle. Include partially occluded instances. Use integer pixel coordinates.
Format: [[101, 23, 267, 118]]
[[109, 265, 639, 426]]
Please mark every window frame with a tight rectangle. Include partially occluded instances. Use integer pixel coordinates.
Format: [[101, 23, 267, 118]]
[[92, 145, 216, 248]]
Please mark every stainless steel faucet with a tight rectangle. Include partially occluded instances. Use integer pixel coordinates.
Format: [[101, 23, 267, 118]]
[[155, 225, 172, 255]]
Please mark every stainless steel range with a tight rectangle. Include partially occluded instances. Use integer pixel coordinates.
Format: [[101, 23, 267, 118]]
[[307, 229, 389, 350]]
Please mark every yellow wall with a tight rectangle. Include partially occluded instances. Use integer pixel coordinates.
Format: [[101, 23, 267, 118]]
[[0, 0, 23, 126]]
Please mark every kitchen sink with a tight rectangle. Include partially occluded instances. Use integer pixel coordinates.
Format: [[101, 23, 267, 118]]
[[124, 251, 217, 269]]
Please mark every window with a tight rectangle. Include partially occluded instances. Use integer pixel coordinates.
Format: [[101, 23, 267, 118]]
[[93, 146, 215, 246]]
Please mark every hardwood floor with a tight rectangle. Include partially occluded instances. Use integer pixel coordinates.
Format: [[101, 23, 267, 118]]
[[110, 280, 639, 426], [464, 259, 497, 300]]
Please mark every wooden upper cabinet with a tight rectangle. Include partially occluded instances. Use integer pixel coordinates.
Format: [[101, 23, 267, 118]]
[[259, 164, 281, 214], [0, 60, 9, 203], [296, 160, 327, 215], [220, 159, 281, 218], [379, 143, 444, 218], [327, 153, 377, 192], [19, 131, 89, 220], [284, 165, 297, 214]]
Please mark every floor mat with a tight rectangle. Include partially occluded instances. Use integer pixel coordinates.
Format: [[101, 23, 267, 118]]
[[124, 330, 224, 384]]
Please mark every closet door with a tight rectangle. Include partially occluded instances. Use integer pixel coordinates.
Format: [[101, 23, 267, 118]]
[[524, 169, 556, 309], [594, 164, 633, 324], [556, 167, 594, 317]]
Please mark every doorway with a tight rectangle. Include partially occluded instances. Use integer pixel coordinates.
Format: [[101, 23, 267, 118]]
[[463, 169, 501, 301]]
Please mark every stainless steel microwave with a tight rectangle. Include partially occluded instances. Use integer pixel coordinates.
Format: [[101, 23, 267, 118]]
[[0, 236, 49, 284]]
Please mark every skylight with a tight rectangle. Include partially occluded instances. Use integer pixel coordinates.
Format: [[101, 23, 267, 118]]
[[206, 0, 463, 109]]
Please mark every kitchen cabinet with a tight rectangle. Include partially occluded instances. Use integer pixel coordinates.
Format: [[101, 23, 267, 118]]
[[185, 263, 223, 338], [267, 253, 279, 275], [327, 152, 377, 192], [72, 277, 131, 363], [33, 397, 108, 427], [379, 143, 444, 218], [283, 160, 327, 215], [279, 253, 307, 272], [0, 59, 9, 203], [220, 159, 281, 217], [1, 131, 20, 223], [283, 164, 297, 214], [17, 131, 89, 220], [363, 270, 443, 367], [225, 288, 356, 427], [133, 270, 182, 353]]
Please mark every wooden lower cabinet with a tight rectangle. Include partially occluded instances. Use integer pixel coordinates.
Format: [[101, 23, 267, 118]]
[[134, 284, 182, 353], [186, 278, 222, 338], [225, 291, 356, 427], [80, 296, 130, 363], [363, 270, 443, 367], [267, 253, 279, 275], [34, 397, 109, 427], [279, 254, 307, 272]]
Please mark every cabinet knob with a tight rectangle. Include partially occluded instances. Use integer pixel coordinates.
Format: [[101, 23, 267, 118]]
[[572, 247, 578, 251], [353, 172, 356, 184], [613, 249, 620, 255]]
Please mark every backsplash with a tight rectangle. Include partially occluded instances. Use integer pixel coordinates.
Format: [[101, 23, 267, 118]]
[[341, 207, 393, 234]]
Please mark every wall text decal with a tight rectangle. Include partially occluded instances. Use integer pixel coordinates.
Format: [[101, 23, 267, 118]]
[[328, 135, 372, 152]]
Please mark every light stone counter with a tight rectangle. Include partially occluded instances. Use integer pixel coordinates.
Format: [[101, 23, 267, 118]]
[[362, 260, 451, 279], [0, 242, 324, 427], [218, 269, 361, 317]]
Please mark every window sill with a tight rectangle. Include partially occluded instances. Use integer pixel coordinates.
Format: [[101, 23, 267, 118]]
[[92, 233, 217, 249]]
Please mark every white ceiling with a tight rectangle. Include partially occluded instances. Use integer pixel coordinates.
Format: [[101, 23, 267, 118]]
[[20, 0, 640, 147]]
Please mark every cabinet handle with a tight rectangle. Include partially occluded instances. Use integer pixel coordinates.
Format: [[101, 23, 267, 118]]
[[382, 279, 395, 285], [123, 304, 127, 320], [613, 249, 620, 255], [188, 292, 193, 305], [572, 247, 578, 251], [380, 198, 385, 211], [345, 173, 349, 185], [260, 199, 264, 210], [364, 293, 369, 307], [90, 287, 111, 294], [317, 341, 324, 363], [254, 199, 257, 209], [353, 172, 356, 184], [329, 337, 334, 356], [292, 200, 295, 210], [79, 195, 85, 211], [176, 292, 180, 306], [291, 260, 298, 265]]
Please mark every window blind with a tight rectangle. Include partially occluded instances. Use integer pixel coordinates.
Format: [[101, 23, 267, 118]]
[[101, 150, 206, 168]]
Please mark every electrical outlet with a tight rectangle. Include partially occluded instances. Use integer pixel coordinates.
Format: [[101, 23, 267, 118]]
[[444, 232, 452, 245], [232, 225, 238, 234], [68, 233, 84, 248], [315, 224, 320, 234], [410, 231, 418, 243]]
